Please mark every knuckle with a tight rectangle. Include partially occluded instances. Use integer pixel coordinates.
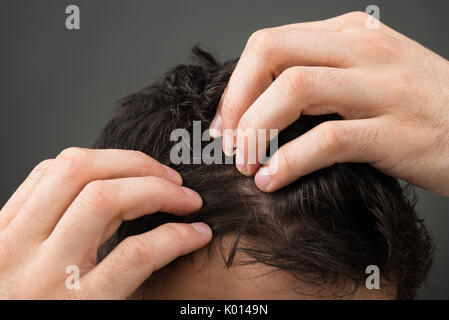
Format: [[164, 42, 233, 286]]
[[160, 223, 188, 246], [278, 67, 311, 98], [52, 147, 90, 176], [146, 176, 169, 196], [277, 148, 294, 174], [246, 28, 277, 58], [58, 147, 89, 164], [317, 122, 345, 154], [27, 159, 54, 181], [220, 91, 240, 119], [359, 125, 379, 151], [322, 68, 347, 87], [33, 159, 54, 173], [130, 150, 154, 167], [345, 11, 371, 24], [121, 236, 152, 264], [78, 181, 116, 213]]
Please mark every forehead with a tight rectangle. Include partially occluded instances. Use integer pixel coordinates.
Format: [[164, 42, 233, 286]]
[[134, 239, 303, 299], [131, 236, 395, 300]]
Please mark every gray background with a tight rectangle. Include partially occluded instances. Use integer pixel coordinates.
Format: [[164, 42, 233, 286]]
[[1, 0, 448, 299]]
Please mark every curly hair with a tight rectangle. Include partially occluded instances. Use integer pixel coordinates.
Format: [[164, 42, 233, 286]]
[[95, 46, 434, 299]]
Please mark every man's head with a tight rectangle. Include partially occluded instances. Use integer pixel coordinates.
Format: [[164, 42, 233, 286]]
[[95, 47, 433, 299]]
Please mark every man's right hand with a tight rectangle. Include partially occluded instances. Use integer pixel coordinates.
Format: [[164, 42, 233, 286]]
[[210, 12, 449, 196]]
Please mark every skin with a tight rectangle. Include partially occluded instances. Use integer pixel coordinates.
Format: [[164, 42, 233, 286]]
[[0, 148, 212, 299], [134, 236, 395, 300], [209, 12, 449, 196], [1, 12, 448, 299]]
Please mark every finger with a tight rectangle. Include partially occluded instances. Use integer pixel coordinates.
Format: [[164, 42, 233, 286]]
[[326, 11, 401, 37], [211, 11, 399, 150], [210, 27, 359, 152], [9, 148, 182, 239], [81, 222, 212, 299], [0, 159, 53, 230], [283, 12, 399, 38], [254, 119, 387, 192], [235, 66, 380, 176], [43, 176, 203, 263], [279, 12, 383, 33]]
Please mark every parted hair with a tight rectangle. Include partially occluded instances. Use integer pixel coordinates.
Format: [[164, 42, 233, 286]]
[[95, 46, 433, 299]]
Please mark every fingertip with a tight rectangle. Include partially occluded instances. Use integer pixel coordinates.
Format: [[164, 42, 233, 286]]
[[209, 113, 223, 138], [163, 165, 183, 185], [189, 222, 213, 239], [255, 167, 274, 192], [235, 148, 248, 175], [209, 128, 222, 139], [181, 187, 203, 207], [223, 130, 236, 156]]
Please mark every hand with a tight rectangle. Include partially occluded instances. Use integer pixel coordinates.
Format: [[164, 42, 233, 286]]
[[0, 148, 211, 299], [210, 12, 449, 196]]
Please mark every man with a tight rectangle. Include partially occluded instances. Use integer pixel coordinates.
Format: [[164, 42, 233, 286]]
[[96, 47, 433, 299], [0, 12, 447, 299]]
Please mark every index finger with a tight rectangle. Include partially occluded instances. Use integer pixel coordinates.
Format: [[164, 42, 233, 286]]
[[9, 148, 182, 238], [209, 11, 394, 155], [81, 222, 212, 299], [210, 25, 357, 155]]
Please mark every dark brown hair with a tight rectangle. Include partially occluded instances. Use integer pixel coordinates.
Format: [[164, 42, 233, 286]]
[[95, 46, 433, 299]]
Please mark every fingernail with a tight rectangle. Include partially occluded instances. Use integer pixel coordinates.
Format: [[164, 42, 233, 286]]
[[223, 130, 235, 156], [209, 113, 223, 138], [235, 148, 247, 174], [163, 165, 182, 185], [255, 166, 271, 191], [224, 148, 236, 157], [190, 222, 212, 237], [182, 187, 203, 205]]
